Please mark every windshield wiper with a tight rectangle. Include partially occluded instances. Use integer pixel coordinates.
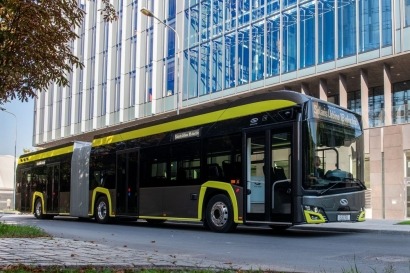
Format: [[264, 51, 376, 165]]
[[319, 177, 366, 195]]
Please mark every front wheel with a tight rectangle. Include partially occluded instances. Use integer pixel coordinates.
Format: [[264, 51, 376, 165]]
[[95, 196, 110, 224], [205, 194, 237, 233], [34, 198, 44, 219]]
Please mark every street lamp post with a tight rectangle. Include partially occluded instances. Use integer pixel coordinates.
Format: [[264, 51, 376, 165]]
[[0, 107, 17, 210], [140, 7, 181, 115]]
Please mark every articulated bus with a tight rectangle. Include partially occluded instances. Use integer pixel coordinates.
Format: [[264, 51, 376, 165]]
[[16, 91, 366, 232]]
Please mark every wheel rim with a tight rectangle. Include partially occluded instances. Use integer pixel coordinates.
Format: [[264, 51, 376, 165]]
[[97, 201, 107, 220], [210, 201, 228, 227], [35, 200, 42, 216]]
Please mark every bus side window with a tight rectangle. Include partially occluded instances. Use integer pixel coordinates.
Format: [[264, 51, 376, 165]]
[[222, 161, 242, 185], [207, 163, 224, 180], [151, 161, 167, 185]]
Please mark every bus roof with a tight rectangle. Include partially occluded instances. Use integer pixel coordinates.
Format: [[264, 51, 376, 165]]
[[92, 90, 310, 147]]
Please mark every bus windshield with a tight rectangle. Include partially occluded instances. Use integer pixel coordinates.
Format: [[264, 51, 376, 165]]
[[304, 102, 366, 193]]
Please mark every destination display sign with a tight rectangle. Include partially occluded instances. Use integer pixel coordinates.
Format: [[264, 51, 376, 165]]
[[312, 101, 361, 130], [173, 129, 201, 141]]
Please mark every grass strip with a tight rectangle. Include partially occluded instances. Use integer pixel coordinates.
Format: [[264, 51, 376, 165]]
[[0, 222, 49, 238], [397, 220, 410, 225]]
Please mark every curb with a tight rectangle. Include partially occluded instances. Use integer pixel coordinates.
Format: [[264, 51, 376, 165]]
[[290, 225, 410, 235]]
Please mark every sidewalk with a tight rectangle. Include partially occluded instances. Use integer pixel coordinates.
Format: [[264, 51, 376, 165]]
[[292, 218, 410, 234], [0, 218, 409, 270]]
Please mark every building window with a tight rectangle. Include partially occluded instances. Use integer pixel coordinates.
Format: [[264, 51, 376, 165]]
[[146, 67, 153, 102], [282, 9, 297, 73], [283, 0, 297, 8], [251, 21, 264, 81], [318, 0, 335, 63], [406, 151, 410, 217], [359, 0, 380, 52], [328, 95, 339, 105], [405, 0, 410, 27], [213, 0, 223, 35], [238, 26, 250, 85], [168, 0, 176, 19], [167, 22, 176, 57], [166, 61, 175, 96], [369, 86, 384, 127], [224, 33, 236, 89], [225, 0, 236, 31], [381, 0, 392, 47], [347, 90, 361, 114], [406, 151, 410, 178], [338, 0, 356, 58], [267, 0, 280, 14], [200, 43, 210, 95], [189, 5, 200, 45], [299, 2, 315, 69], [393, 81, 410, 124], [200, 1, 210, 41], [266, 15, 280, 77], [212, 38, 223, 92], [238, 0, 250, 26], [252, 0, 265, 20], [187, 47, 199, 99]]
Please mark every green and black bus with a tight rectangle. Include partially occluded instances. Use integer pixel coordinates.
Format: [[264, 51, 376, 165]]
[[16, 91, 366, 232]]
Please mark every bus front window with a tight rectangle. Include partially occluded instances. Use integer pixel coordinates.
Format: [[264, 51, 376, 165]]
[[304, 119, 366, 193]]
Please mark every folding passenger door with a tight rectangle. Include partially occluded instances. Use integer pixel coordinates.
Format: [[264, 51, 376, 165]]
[[116, 149, 139, 215], [46, 164, 60, 213], [244, 124, 293, 224]]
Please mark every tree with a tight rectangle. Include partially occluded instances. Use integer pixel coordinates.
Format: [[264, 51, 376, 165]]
[[0, 0, 116, 104]]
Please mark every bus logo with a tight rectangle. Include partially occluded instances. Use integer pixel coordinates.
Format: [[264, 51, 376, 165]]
[[340, 199, 348, 206], [250, 118, 258, 125]]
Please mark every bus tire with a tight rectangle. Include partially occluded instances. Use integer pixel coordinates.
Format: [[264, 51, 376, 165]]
[[205, 194, 237, 233], [95, 196, 110, 224], [34, 198, 44, 219]]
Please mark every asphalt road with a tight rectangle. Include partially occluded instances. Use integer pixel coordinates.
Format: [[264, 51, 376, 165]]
[[3, 214, 410, 273]]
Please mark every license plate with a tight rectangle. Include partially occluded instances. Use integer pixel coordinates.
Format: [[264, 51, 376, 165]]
[[337, 214, 351, 221]]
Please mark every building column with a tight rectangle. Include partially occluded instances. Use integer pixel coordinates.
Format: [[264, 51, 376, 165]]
[[339, 74, 348, 108], [383, 64, 392, 126], [301, 82, 309, 95], [360, 69, 369, 129], [319, 78, 328, 100]]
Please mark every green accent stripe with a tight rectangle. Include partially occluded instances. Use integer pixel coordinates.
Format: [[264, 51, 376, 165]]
[[18, 145, 74, 165], [93, 100, 296, 147]]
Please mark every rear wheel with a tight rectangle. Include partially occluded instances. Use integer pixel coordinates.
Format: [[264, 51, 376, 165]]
[[95, 196, 110, 224], [205, 194, 237, 233], [34, 198, 44, 219]]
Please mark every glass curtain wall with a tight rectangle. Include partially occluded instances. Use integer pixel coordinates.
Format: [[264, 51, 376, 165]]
[[182, 0, 393, 102]]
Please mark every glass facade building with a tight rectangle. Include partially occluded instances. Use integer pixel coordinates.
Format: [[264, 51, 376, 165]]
[[33, 0, 410, 219]]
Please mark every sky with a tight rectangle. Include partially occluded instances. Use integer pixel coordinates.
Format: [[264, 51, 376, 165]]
[[0, 98, 35, 158]]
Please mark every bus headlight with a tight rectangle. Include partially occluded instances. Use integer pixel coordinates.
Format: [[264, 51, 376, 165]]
[[304, 205, 319, 213], [303, 205, 326, 224]]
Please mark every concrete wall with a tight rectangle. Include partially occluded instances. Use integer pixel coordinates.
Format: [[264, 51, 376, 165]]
[[368, 125, 408, 220]]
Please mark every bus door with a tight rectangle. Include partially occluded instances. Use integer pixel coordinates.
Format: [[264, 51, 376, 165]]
[[244, 125, 293, 224], [18, 168, 31, 212], [46, 164, 60, 213], [116, 149, 139, 215]]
